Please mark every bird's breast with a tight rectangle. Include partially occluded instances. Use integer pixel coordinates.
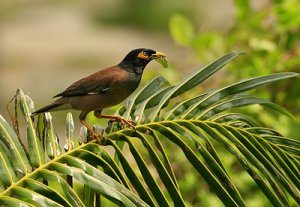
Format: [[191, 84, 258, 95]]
[[107, 72, 141, 102]]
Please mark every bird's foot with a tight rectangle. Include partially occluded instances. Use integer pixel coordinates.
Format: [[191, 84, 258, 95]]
[[104, 115, 135, 129], [91, 132, 103, 143], [80, 120, 104, 143]]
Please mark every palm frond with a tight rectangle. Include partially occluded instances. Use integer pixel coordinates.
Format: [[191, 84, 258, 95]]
[[0, 52, 299, 206]]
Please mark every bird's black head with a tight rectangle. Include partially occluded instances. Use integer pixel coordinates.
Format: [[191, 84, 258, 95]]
[[118, 48, 165, 74]]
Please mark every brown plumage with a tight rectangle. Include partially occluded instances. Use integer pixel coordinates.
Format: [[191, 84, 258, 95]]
[[32, 48, 165, 136]]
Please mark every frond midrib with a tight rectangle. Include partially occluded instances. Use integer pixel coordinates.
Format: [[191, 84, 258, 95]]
[[0, 140, 95, 196]]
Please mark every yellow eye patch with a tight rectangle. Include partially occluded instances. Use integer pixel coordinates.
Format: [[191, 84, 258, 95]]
[[137, 51, 149, 59]]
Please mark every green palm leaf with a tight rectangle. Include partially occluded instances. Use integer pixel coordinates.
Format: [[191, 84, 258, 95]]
[[18, 89, 45, 167], [0, 52, 299, 206], [0, 114, 32, 176]]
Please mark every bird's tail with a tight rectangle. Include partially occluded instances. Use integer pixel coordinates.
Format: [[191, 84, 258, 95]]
[[32, 102, 62, 116]]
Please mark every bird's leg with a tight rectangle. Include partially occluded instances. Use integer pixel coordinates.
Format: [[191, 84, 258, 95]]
[[94, 110, 135, 129], [105, 116, 135, 128], [80, 119, 103, 142], [103, 115, 135, 129]]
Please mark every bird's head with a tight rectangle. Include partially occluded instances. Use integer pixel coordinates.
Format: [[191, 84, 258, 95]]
[[118, 48, 166, 74]]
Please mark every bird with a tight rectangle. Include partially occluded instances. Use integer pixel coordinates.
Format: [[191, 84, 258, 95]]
[[32, 48, 166, 138]]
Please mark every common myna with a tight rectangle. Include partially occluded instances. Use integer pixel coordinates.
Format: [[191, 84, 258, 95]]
[[32, 48, 166, 136]]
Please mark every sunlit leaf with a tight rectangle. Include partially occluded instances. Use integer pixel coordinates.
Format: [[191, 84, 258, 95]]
[[44, 113, 61, 159], [18, 89, 45, 167], [149, 51, 244, 121], [0, 144, 17, 186], [64, 113, 74, 152], [0, 115, 32, 175]]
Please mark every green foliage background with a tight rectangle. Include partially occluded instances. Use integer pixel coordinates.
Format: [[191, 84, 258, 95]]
[[165, 1, 300, 205], [168, 0, 300, 140]]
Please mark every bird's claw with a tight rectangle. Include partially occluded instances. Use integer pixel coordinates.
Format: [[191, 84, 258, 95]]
[[89, 130, 103, 143], [108, 117, 135, 129], [81, 120, 104, 143]]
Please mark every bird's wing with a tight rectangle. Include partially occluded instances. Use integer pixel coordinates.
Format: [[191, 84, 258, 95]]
[[53, 67, 117, 98]]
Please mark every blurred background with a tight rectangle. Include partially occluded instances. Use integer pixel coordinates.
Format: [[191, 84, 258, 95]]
[[1, 0, 299, 206], [0, 0, 235, 118]]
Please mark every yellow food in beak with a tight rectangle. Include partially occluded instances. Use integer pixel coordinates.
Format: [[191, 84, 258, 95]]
[[154, 52, 168, 68]]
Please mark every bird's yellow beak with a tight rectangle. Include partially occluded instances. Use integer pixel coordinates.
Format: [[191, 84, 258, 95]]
[[152, 52, 166, 59]]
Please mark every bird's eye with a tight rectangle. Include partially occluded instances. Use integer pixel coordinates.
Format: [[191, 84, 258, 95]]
[[143, 51, 149, 57], [137, 51, 150, 59]]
